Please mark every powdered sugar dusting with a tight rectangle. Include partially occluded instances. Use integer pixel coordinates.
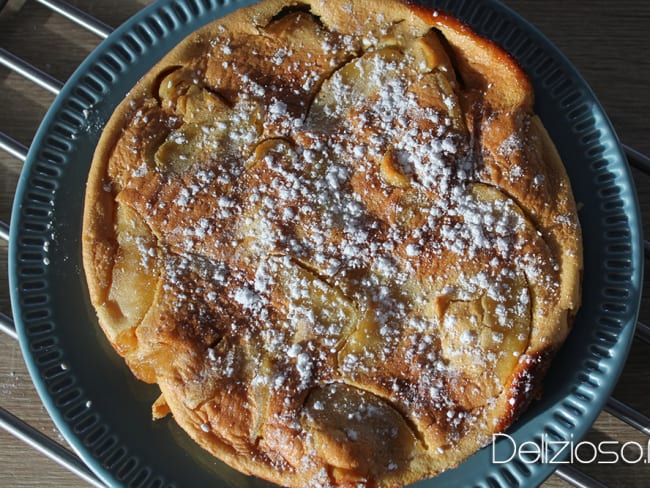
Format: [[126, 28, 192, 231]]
[[105, 5, 576, 481]]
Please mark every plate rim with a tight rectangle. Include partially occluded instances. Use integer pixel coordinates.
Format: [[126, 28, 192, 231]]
[[9, 0, 644, 486]]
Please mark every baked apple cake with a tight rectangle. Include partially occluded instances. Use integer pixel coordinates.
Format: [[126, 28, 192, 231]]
[[82, 0, 583, 486]]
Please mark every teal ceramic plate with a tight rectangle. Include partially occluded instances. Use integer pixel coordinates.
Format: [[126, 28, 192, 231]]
[[9, 0, 643, 486]]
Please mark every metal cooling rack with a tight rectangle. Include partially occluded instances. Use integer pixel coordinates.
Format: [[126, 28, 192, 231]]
[[0, 1, 648, 487]]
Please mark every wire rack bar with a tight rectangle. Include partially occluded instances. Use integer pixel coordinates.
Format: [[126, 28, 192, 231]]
[[0, 405, 105, 488], [0, 133, 26, 242], [624, 143, 650, 174], [0, 131, 28, 162], [33, 0, 113, 39], [0, 48, 63, 95], [0, 220, 8, 242], [555, 465, 608, 488], [0, 312, 17, 341], [635, 321, 650, 345], [604, 397, 650, 436]]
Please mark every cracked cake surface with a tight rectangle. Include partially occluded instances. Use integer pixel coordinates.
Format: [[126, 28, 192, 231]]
[[82, 0, 583, 486]]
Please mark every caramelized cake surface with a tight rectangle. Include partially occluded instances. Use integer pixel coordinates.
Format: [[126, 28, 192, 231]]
[[82, 0, 583, 486]]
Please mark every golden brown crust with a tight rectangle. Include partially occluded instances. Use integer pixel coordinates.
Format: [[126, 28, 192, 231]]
[[82, 0, 582, 486]]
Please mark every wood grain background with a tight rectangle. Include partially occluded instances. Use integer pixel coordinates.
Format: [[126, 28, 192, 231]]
[[1, 0, 648, 486]]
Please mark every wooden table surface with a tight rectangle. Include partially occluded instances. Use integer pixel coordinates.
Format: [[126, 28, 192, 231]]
[[1, 0, 648, 486]]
